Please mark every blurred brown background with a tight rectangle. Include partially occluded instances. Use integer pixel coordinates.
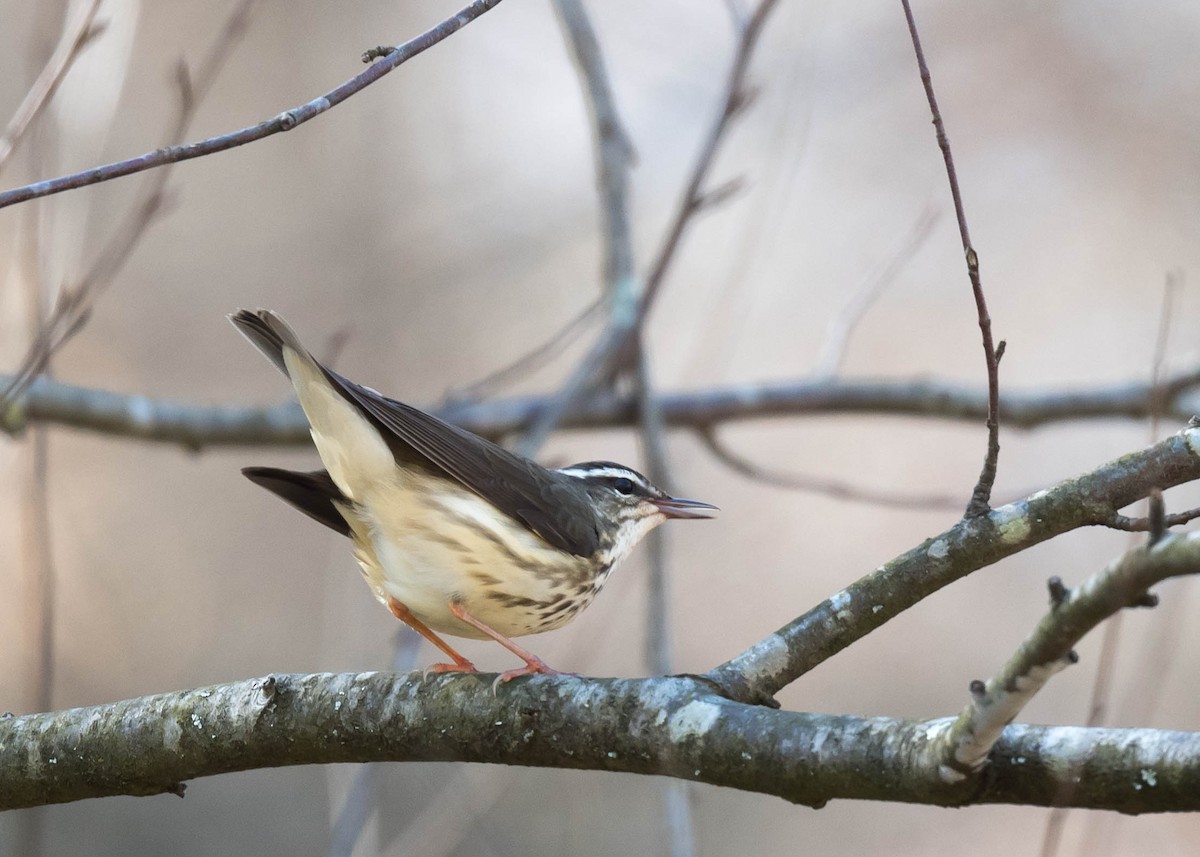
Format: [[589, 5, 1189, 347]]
[[2, 0, 1200, 854]]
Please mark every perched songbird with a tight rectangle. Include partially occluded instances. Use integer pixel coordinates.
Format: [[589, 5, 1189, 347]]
[[231, 309, 716, 681]]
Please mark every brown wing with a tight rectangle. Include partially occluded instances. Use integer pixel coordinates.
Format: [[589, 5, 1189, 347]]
[[325, 370, 602, 558], [231, 309, 599, 557]]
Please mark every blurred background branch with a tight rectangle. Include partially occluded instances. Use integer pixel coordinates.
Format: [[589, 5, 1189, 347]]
[[6, 370, 1199, 446]]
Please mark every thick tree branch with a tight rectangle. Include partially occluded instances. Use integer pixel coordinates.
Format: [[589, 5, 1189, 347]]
[[4, 671, 1200, 813], [706, 427, 1200, 705], [0, 0, 506, 210], [5, 372, 1200, 449]]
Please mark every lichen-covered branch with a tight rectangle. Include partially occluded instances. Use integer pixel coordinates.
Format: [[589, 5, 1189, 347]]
[[5, 372, 1200, 449], [3, 671, 1199, 813], [938, 532, 1200, 778], [706, 427, 1200, 705]]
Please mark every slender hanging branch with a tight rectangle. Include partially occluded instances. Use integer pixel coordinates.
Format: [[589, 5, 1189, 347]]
[[0, 0, 507, 210]]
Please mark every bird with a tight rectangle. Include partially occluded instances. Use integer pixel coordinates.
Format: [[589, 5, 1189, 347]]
[[230, 309, 717, 681]]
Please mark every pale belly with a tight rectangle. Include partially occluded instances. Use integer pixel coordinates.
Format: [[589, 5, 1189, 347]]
[[340, 478, 600, 639]]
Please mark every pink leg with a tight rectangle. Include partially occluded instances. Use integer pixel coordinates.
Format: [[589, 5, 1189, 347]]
[[387, 597, 477, 673], [448, 600, 567, 683]]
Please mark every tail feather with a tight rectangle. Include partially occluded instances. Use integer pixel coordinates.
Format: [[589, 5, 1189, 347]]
[[229, 308, 310, 376], [242, 466, 351, 536], [232, 308, 397, 499]]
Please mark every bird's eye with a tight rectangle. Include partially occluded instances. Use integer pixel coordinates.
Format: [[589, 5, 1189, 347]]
[[611, 477, 635, 495]]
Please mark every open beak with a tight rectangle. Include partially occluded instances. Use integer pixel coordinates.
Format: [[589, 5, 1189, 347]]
[[651, 496, 719, 520]]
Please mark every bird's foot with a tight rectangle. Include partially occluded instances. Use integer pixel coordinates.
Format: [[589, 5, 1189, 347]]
[[422, 657, 478, 680], [491, 656, 574, 692]]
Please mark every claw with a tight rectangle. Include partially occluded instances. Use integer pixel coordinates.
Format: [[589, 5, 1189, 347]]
[[490, 656, 573, 693], [423, 659, 479, 680]]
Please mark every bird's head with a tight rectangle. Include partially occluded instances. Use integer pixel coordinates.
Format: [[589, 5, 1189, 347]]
[[556, 461, 717, 567]]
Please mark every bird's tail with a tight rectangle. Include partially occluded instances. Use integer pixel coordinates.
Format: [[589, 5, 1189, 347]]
[[230, 307, 396, 496], [229, 308, 312, 377], [242, 466, 351, 536]]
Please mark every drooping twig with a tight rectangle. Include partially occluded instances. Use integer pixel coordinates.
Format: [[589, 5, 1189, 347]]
[[0, 0, 506, 211], [0, 0, 105, 174], [443, 296, 604, 404], [811, 206, 939, 379], [900, 0, 1002, 518], [698, 427, 962, 511], [933, 533, 1200, 780]]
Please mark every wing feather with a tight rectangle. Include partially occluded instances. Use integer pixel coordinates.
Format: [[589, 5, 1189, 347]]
[[327, 370, 600, 557]]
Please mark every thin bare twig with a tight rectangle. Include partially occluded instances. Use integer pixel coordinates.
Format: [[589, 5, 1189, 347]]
[[512, 323, 621, 457], [698, 428, 962, 511], [554, 0, 636, 294], [900, 0, 1002, 518], [0, 0, 259, 412], [0, 0, 505, 211], [635, 350, 674, 675], [444, 296, 605, 404], [0, 0, 105, 174], [1101, 506, 1200, 533], [635, 347, 699, 857], [811, 206, 939, 379], [1090, 273, 1181, 713], [516, 0, 782, 458], [640, 0, 782, 316], [513, 0, 638, 458]]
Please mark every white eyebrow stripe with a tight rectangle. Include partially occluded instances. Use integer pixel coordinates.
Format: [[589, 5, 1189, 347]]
[[558, 466, 648, 487]]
